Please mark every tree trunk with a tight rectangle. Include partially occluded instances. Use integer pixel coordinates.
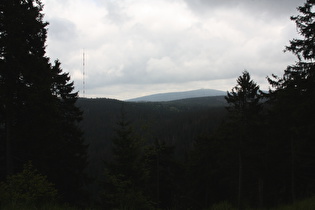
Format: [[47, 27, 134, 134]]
[[156, 150, 160, 209], [258, 177, 263, 208], [5, 111, 13, 176], [238, 150, 242, 210], [291, 135, 296, 202]]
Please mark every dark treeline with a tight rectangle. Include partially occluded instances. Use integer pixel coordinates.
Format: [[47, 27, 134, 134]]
[[77, 96, 227, 207], [1, 0, 315, 209], [0, 0, 88, 207]]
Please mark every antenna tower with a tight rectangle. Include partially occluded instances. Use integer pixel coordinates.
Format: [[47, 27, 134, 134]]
[[82, 49, 85, 97]]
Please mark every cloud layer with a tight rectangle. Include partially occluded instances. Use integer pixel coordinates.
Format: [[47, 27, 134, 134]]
[[43, 0, 304, 99]]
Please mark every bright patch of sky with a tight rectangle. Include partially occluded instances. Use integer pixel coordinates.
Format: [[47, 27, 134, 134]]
[[42, 0, 305, 100]]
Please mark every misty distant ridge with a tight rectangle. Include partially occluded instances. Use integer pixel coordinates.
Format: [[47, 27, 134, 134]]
[[126, 89, 226, 102]]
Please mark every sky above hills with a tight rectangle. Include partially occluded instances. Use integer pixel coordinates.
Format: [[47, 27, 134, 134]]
[[42, 0, 305, 100]]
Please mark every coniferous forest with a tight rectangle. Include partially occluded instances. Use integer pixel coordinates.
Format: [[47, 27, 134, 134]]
[[1, 0, 315, 209]]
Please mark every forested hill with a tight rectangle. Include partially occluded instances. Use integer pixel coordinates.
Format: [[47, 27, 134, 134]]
[[76, 96, 227, 195], [127, 89, 226, 102], [77, 95, 227, 159]]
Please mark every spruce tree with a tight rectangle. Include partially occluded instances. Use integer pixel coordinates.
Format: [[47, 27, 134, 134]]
[[0, 0, 51, 176], [144, 139, 179, 209], [225, 71, 264, 208], [225, 71, 262, 120], [267, 0, 315, 202], [102, 108, 153, 209], [0, 0, 87, 203]]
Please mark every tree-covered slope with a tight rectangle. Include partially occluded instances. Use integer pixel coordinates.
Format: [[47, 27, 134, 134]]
[[126, 89, 226, 102], [76, 96, 227, 190]]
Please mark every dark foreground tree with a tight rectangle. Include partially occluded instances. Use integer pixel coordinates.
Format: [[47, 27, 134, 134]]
[[144, 139, 181, 209], [225, 71, 262, 118], [102, 109, 153, 209], [186, 72, 265, 209], [186, 134, 223, 209], [0, 161, 57, 207], [267, 0, 315, 203], [225, 71, 264, 208], [0, 0, 87, 204]]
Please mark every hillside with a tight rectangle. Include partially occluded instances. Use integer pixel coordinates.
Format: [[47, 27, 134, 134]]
[[126, 89, 226, 102], [76, 96, 227, 194], [77, 95, 227, 158]]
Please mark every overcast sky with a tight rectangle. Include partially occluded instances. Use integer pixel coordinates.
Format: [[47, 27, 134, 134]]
[[42, 0, 305, 100]]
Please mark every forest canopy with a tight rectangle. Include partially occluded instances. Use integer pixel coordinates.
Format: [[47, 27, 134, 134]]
[[1, 0, 315, 209]]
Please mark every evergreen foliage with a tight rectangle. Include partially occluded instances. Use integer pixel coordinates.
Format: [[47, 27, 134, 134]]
[[186, 134, 223, 208], [0, 162, 57, 207], [1, 0, 315, 209], [225, 71, 264, 208], [266, 0, 315, 203], [144, 139, 181, 209], [0, 0, 87, 204], [102, 108, 153, 209], [225, 71, 262, 120]]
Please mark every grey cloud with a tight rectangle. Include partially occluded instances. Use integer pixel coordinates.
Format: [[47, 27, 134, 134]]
[[184, 0, 305, 17], [47, 17, 78, 41], [43, 0, 305, 99], [103, 1, 129, 24]]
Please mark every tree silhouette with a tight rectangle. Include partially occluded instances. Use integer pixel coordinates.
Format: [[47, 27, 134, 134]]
[[102, 108, 153, 209], [225, 71, 262, 119], [267, 0, 315, 202], [225, 71, 263, 208], [0, 0, 87, 203], [144, 139, 180, 209]]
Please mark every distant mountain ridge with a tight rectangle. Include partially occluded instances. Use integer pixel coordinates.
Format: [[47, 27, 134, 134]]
[[126, 89, 226, 102]]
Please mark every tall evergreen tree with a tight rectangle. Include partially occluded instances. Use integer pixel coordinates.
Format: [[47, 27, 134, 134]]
[[0, 0, 87, 204], [0, 0, 51, 176], [267, 0, 315, 202], [186, 134, 223, 209], [225, 71, 262, 119], [225, 71, 264, 208], [144, 139, 180, 209], [102, 108, 153, 209]]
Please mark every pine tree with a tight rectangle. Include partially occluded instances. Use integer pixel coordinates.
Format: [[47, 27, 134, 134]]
[[144, 139, 179, 209], [0, 0, 87, 204], [186, 134, 223, 209], [102, 108, 153, 209], [47, 60, 88, 203], [225, 71, 262, 120], [0, 0, 51, 175], [225, 71, 264, 208], [267, 0, 315, 202]]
